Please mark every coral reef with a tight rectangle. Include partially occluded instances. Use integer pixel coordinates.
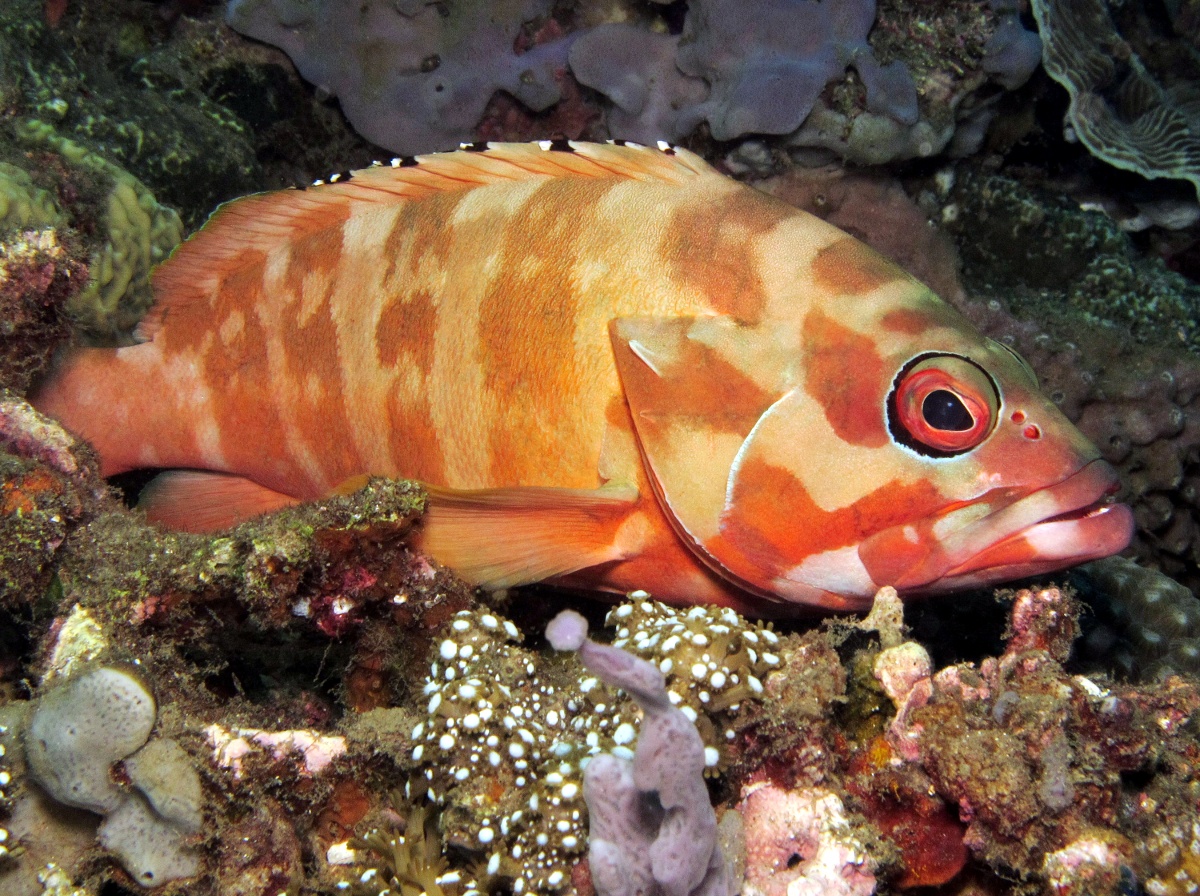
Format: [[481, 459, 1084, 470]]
[[5, 664, 203, 891], [3, 3, 1200, 895], [224, 0, 1039, 166], [604, 600, 783, 768], [1031, 0, 1200, 200], [403, 605, 596, 891], [569, 0, 920, 145], [738, 783, 876, 896], [1, 390, 1199, 896]]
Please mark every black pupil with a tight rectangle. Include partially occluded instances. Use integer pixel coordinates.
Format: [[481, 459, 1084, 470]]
[[922, 390, 973, 431]]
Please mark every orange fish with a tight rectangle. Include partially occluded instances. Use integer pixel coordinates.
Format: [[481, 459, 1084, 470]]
[[31, 141, 1133, 614]]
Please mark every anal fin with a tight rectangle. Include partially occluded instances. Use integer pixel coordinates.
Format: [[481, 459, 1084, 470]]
[[416, 484, 642, 590], [139, 470, 301, 533]]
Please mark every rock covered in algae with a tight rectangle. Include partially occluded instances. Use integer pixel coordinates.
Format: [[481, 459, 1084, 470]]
[[0, 394, 106, 609], [0, 229, 86, 392]]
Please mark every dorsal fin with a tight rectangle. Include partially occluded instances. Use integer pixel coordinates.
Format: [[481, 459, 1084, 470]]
[[139, 141, 713, 341]]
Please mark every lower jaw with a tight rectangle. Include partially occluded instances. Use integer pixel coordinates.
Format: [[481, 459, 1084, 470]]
[[939, 501, 1135, 587]]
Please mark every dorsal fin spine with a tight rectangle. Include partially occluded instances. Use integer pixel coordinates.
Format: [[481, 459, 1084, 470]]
[[140, 142, 713, 342]]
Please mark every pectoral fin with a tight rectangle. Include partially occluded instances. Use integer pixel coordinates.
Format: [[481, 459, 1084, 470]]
[[416, 484, 643, 589]]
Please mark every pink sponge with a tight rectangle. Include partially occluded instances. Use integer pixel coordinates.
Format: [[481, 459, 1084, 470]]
[[548, 609, 736, 896]]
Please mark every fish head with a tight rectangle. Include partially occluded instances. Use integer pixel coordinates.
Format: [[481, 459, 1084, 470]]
[[612, 290, 1133, 611], [853, 336, 1133, 598]]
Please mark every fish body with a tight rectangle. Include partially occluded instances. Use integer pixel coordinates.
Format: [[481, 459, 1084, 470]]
[[31, 142, 1133, 614]]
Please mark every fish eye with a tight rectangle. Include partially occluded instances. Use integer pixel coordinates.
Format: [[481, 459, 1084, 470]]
[[888, 354, 999, 455], [923, 389, 974, 431]]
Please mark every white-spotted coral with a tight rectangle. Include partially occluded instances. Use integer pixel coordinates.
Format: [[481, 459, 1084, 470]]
[[401, 598, 784, 892], [408, 608, 620, 893]]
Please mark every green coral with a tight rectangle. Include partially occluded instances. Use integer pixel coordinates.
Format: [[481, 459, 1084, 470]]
[[0, 164, 64, 233], [347, 801, 464, 896], [1, 0, 261, 226], [14, 121, 183, 342]]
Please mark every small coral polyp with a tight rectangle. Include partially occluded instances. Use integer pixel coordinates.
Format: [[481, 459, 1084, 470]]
[[410, 608, 605, 893], [608, 599, 781, 712], [607, 598, 784, 765], [405, 598, 785, 893]]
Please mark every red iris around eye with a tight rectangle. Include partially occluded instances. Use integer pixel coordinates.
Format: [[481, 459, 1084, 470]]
[[893, 357, 997, 453]]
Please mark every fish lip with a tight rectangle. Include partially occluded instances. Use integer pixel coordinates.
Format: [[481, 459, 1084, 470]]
[[936, 460, 1134, 586], [865, 459, 1134, 593]]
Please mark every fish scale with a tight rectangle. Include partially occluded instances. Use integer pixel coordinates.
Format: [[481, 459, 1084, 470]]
[[31, 141, 1133, 615]]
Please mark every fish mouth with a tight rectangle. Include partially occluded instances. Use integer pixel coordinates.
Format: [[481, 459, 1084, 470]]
[[863, 459, 1134, 593], [945, 503, 1131, 587]]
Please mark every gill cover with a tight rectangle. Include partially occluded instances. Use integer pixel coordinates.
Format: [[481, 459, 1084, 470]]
[[609, 316, 782, 577], [610, 315, 838, 602]]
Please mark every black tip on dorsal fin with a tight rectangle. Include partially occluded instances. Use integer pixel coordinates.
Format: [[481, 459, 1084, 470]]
[[393, 155, 419, 168], [548, 138, 574, 152], [461, 141, 490, 152], [328, 170, 354, 184], [655, 140, 677, 156], [611, 138, 628, 146]]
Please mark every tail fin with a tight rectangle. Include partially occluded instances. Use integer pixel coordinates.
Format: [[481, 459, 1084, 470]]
[[28, 346, 137, 476]]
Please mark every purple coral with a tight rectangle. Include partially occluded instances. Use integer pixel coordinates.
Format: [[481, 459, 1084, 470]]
[[547, 610, 736, 896], [225, 0, 571, 155], [570, 0, 917, 144]]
